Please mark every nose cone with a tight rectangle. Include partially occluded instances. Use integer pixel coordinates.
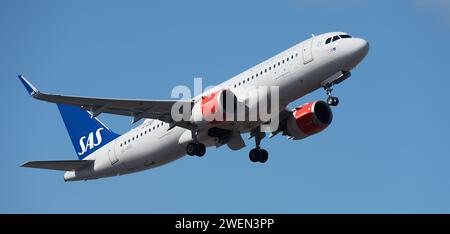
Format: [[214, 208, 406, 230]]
[[343, 38, 369, 70], [354, 38, 369, 60]]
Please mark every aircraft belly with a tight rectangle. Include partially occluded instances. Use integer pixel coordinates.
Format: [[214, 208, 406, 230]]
[[116, 127, 187, 172]]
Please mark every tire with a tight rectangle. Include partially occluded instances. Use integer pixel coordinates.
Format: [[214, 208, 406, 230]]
[[249, 148, 259, 162], [197, 143, 206, 157], [332, 97, 339, 106], [327, 97, 334, 106], [186, 143, 197, 156], [258, 149, 269, 163]]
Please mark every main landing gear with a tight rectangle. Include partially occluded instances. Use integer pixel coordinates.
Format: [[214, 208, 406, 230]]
[[249, 127, 269, 163], [249, 148, 268, 163], [186, 142, 206, 157], [324, 83, 339, 107], [186, 129, 206, 157]]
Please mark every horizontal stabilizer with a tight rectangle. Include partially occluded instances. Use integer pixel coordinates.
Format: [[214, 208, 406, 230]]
[[21, 160, 94, 171]]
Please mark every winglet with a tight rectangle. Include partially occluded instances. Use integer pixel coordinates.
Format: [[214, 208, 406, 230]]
[[18, 75, 39, 97]]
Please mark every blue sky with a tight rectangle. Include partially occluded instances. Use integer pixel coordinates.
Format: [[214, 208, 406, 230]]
[[1, 0, 450, 213]]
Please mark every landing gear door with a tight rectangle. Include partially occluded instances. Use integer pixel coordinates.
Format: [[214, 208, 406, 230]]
[[302, 38, 314, 64], [108, 144, 119, 165]]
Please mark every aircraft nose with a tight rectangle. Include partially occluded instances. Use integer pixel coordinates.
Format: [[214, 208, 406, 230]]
[[353, 38, 369, 60], [343, 38, 369, 70]]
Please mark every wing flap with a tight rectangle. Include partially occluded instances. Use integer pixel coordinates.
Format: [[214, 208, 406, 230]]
[[21, 160, 94, 171]]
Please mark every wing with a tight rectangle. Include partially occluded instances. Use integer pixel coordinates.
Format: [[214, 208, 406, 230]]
[[21, 160, 94, 171], [268, 107, 293, 139], [19, 75, 195, 129]]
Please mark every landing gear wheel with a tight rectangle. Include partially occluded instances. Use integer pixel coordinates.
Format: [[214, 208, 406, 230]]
[[249, 148, 259, 162], [327, 96, 333, 105], [249, 148, 269, 163], [186, 143, 197, 156], [196, 143, 206, 157], [327, 96, 339, 106], [258, 149, 269, 163], [186, 143, 206, 157], [332, 97, 339, 106], [323, 82, 339, 106], [249, 126, 270, 163]]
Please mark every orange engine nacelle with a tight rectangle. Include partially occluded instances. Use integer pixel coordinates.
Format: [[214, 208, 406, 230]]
[[285, 100, 333, 140], [191, 89, 237, 126]]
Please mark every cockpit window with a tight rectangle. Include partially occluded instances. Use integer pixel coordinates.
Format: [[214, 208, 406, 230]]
[[326, 34, 352, 45]]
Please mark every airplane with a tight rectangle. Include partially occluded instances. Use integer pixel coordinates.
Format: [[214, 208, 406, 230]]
[[19, 32, 369, 181]]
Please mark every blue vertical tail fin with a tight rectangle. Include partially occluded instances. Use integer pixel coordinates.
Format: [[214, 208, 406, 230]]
[[57, 104, 120, 160]]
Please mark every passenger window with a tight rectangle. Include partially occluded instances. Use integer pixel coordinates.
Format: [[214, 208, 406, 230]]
[[325, 38, 331, 44], [332, 36, 340, 42], [287, 57, 289, 61]]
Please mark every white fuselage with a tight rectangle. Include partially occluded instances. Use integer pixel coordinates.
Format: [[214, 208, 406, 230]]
[[64, 32, 369, 181]]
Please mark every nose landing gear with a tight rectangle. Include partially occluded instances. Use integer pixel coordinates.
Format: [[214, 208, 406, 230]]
[[322, 71, 351, 107], [324, 83, 339, 107]]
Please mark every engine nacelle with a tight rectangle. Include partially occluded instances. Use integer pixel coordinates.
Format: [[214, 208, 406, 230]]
[[191, 89, 237, 126], [285, 100, 333, 140]]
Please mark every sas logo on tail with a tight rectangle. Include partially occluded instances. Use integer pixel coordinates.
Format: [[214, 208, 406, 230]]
[[78, 128, 104, 156]]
